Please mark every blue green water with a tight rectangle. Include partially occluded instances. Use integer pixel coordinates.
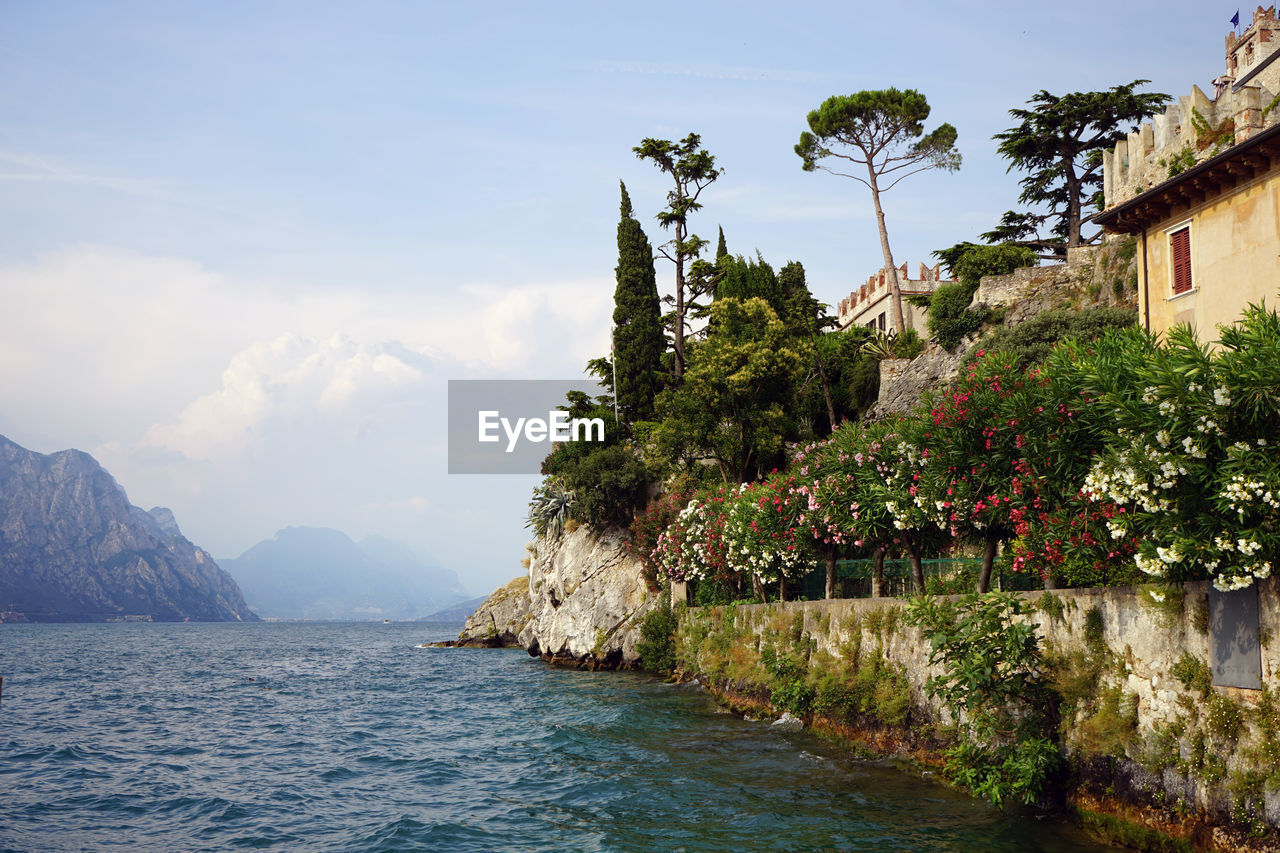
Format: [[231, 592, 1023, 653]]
[[0, 622, 1117, 851]]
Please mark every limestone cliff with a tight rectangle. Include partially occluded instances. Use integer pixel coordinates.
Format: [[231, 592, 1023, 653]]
[[454, 575, 531, 647], [456, 525, 659, 668], [0, 434, 257, 622]]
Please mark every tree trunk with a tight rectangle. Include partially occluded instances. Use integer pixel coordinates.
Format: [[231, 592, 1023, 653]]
[[976, 531, 1000, 593], [752, 573, 766, 603], [866, 164, 907, 336], [871, 548, 886, 598], [1065, 163, 1082, 249], [824, 545, 837, 600], [909, 550, 925, 595], [779, 575, 787, 602], [673, 221, 687, 378], [810, 330, 838, 430]]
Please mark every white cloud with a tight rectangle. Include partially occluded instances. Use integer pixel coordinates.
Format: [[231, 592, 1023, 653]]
[[141, 334, 427, 461]]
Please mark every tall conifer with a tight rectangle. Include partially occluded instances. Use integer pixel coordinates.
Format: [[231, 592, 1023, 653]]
[[613, 181, 664, 424]]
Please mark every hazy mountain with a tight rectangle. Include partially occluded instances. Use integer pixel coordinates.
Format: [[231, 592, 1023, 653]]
[[418, 594, 490, 623], [0, 435, 257, 622], [220, 527, 468, 620]]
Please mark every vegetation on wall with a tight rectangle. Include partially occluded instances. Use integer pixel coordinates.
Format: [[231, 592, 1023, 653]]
[[906, 592, 1059, 805]]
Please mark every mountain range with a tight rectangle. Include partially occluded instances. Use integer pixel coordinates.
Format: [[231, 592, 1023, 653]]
[[220, 527, 468, 621], [0, 435, 257, 622]]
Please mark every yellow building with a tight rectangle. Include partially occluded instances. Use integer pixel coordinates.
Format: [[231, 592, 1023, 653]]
[[1095, 123, 1280, 336], [1096, 7, 1280, 337]]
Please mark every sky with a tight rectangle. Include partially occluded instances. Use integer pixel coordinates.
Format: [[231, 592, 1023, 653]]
[[0, 1, 1232, 597]]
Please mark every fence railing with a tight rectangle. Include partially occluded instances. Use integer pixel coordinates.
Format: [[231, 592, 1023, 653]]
[[794, 558, 1041, 600]]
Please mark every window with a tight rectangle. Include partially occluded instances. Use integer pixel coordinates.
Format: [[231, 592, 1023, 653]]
[[877, 312, 886, 331], [1170, 226, 1192, 295]]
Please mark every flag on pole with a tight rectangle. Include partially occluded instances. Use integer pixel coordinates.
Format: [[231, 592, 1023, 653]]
[[1232, 10, 1240, 28]]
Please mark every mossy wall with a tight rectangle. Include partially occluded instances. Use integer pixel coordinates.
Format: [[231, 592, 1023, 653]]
[[677, 579, 1280, 842]]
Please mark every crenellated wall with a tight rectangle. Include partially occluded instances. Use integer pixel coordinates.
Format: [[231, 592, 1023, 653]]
[[836, 261, 952, 333], [1104, 6, 1280, 208]]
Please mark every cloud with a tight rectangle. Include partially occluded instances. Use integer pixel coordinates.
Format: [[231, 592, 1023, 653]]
[[141, 334, 427, 461], [0, 244, 613, 591]]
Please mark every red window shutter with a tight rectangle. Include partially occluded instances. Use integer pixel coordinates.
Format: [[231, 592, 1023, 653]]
[[1170, 228, 1192, 295]]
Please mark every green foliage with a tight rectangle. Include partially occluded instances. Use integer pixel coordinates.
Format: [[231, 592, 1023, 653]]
[[964, 306, 1136, 372], [988, 80, 1168, 251], [652, 297, 804, 482], [1076, 685, 1138, 755], [796, 89, 960, 175], [636, 603, 679, 675], [928, 280, 987, 350], [926, 242, 1036, 350], [715, 251, 780, 311], [1071, 808, 1192, 853], [1206, 693, 1243, 741], [1137, 584, 1185, 627], [905, 592, 1059, 805], [1160, 144, 1196, 178], [1172, 652, 1212, 696], [526, 481, 575, 538], [1083, 606, 1106, 652], [543, 443, 651, 530], [771, 678, 815, 716], [1074, 306, 1280, 591], [1035, 592, 1066, 625], [1190, 108, 1234, 154], [612, 182, 665, 424]]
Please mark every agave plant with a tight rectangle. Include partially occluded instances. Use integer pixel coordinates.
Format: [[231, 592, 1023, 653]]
[[859, 330, 897, 360], [526, 480, 576, 538]]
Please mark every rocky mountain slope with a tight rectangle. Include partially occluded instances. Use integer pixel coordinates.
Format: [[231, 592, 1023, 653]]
[[221, 527, 468, 621], [0, 435, 256, 622]]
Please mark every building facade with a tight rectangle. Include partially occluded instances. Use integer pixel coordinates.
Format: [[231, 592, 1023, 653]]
[[836, 262, 952, 333], [1096, 6, 1280, 337]]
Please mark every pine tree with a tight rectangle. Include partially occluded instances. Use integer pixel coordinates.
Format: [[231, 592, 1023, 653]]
[[613, 182, 665, 424]]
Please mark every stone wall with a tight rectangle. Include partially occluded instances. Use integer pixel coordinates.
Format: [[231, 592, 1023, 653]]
[[684, 579, 1280, 838]]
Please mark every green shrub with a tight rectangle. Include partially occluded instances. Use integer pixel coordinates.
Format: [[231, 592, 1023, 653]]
[[928, 280, 988, 350], [771, 679, 815, 716], [1172, 652, 1212, 696], [905, 592, 1060, 805], [636, 604, 679, 675], [963, 306, 1136, 372], [543, 443, 651, 529]]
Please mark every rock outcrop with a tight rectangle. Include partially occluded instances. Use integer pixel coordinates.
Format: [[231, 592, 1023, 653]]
[[453, 576, 530, 646], [867, 241, 1137, 418], [518, 525, 659, 667], [0, 434, 257, 622], [452, 525, 658, 667], [865, 342, 966, 419]]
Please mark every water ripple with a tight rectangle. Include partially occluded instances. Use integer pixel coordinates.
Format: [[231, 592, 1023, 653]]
[[0, 622, 1118, 851]]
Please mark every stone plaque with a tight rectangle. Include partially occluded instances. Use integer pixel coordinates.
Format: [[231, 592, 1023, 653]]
[[1209, 585, 1263, 690]]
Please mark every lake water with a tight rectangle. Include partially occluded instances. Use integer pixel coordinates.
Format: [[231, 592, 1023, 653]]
[[0, 622, 1117, 851]]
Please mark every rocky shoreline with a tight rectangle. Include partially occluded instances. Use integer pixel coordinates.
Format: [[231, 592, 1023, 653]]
[[448, 524, 659, 668]]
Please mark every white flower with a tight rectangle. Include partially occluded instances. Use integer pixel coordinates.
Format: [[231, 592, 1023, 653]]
[[1214, 387, 1231, 406]]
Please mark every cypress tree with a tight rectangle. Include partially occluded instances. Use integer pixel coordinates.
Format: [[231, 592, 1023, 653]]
[[613, 181, 665, 424], [715, 226, 728, 261]]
